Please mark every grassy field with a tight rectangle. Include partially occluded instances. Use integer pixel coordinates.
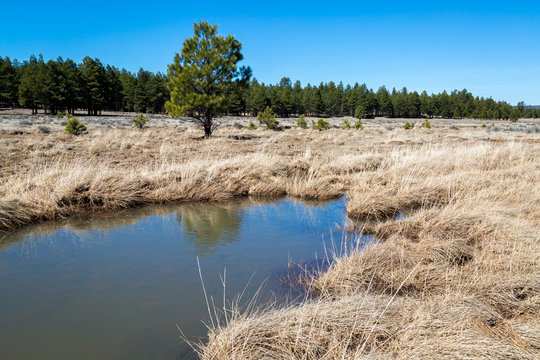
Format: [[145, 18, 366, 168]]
[[1, 117, 539, 359]]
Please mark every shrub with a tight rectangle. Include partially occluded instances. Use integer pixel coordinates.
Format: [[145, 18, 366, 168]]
[[421, 119, 431, 128], [354, 120, 363, 130], [342, 119, 351, 129], [296, 115, 308, 129], [65, 117, 87, 135], [37, 125, 51, 134], [247, 119, 257, 130], [481, 123, 487, 128], [132, 113, 149, 129], [257, 107, 279, 129], [403, 121, 415, 130], [56, 112, 64, 119], [66, 113, 73, 119], [315, 118, 330, 131]]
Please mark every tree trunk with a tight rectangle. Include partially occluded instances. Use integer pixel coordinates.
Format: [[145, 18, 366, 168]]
[[204, 125, 211, 138]]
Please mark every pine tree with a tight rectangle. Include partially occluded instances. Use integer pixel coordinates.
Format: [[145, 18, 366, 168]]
[[166, 21, 251, 138], [79, 57, 107, 115], [18, 55, 46, 114], [62, 59, 82, 114], [0, 56, 20, 107]]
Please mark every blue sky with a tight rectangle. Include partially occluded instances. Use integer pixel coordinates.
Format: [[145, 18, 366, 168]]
[[1, 1, 539, 104]]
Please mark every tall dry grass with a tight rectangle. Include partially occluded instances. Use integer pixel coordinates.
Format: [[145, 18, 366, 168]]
[[0, 126, 415, 231], [1, 124, 539, 358], [195, 136, 540, 359]]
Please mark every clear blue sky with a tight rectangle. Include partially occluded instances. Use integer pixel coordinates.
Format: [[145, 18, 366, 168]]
[[1, 1, 539, 104]]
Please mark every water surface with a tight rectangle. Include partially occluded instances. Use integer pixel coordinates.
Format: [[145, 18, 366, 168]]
[[0, 197, 354, 359]]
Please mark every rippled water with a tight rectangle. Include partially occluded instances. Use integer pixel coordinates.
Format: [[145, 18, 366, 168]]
[[0, 197, 362, 359]]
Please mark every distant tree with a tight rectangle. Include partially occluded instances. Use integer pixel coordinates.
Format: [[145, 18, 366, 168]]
[[43, 58, 66, 114], [0, 56, 20, 107], [227, 85, 247, 115], [249, 80, 269, 115], [105, 65, 123, 112], [18, 55, 46, 114], [354, 104, 367, 119], [134, 68, 152, 113], [166, 21, 251, 138], [62, 59, 82, 114], [322, 81, 341, 116], [79, 56, 107, 115], [292, 80, 304, 115], [510, 108, 520, 122], [303, 86, 323, 116], [376, 86, 393, 117], [275, 77, 293, 117], [150, 72, 169, 113], [119, 69, 137, 112]]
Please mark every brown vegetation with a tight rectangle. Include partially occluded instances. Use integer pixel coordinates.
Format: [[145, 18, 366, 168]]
[[199, 128, 539, 359], [1, 121, 539, 359]]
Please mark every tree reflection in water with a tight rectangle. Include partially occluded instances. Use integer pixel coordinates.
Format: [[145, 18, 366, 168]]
[[176, 202, 244, 256]]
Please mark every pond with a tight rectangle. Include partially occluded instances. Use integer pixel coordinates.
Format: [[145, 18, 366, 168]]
[[0, 196, 365, 359]]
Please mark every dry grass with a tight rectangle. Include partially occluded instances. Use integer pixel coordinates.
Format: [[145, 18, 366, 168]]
[[199, 129, 538, 359], [1, 121, 540, 359], [0, 124, 458, 231]]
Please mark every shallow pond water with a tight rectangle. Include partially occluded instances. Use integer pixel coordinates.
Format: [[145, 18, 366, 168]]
[[0, 196, 364, 360]]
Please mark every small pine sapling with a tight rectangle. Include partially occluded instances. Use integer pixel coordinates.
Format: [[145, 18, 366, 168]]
[[65, 117, 87, 135], [296, 115, 308, 129], [133, 113, 149, 129], [316, 118, 330, 130], [403, 121, 415, 130], [257, 107, 279, 129], [421, 119, 431, 128]]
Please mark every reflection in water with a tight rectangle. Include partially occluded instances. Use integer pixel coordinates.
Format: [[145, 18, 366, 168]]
[[0, 196, 356, 360], [0, 205, 176, 251], [176, 202, 243, 255]]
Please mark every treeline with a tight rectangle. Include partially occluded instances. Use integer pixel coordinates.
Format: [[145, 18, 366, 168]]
[[0, 55, 168, 115], [228, 78, 539, 120], [1, 55, 539, 119]]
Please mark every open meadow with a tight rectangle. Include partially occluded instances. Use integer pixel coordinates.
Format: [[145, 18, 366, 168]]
[[1, 115, 539, 359]]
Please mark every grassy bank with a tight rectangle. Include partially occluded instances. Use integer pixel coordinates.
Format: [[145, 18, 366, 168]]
[[198, 133, 540, 359], [1, 122, 539, 358], [0, 122, 451, 231]]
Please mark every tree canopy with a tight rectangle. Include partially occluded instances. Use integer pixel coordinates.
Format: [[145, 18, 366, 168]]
[[165, 21, 251, 137], [1, 52, 538, 121], [0, 55, 168, 115]]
